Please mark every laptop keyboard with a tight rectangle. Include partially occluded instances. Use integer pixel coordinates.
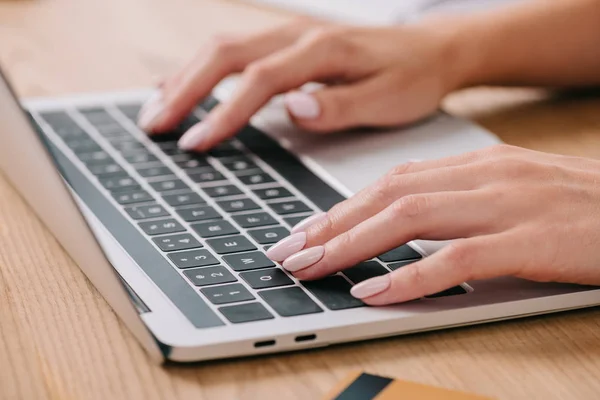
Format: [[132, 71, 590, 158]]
[[30, 95, 466, 328]]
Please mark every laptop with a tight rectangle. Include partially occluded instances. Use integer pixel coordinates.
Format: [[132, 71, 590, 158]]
[[2, 68, 599, 363]]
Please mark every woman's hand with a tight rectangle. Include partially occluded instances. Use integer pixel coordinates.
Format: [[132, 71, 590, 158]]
[[266, 145, 600, 305], [137, 19, 467, 151]]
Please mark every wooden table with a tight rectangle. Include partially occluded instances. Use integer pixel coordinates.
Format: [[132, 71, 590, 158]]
[[1, 1, 600, 399]]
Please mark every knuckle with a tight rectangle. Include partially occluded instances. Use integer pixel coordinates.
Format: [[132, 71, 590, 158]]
[[443, 241, 476, 280], [387, 162, 417, 176], [497, 157, 538, 179], [488, 144, 518, 156], [208, 35, 239, 60], [244, 62, 275, 86], [301, 27, 354, 58], [370, 175, 397, 203], [391, 195, 430, 219], [404, 263, 426, 289]]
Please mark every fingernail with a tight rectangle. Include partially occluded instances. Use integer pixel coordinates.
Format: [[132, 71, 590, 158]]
[[282, 246, 325, 272], [350, 275, 391, 299], [291, 213, 327, 234], [178, 122, 212, 150], [284, 92, 320, 120], [266, 232, 307, 262], [138, 93, 164, 132]]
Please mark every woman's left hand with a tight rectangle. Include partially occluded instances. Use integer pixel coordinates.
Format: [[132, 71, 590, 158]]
[[266, 144, 600, 305]]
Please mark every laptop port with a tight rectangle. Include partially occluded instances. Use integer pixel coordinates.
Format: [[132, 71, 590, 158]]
[[295, 334, 317, 343]]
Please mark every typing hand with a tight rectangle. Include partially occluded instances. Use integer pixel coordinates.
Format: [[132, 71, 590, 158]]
[[266, 145, 600, 305], [137, 19, 466, 151]]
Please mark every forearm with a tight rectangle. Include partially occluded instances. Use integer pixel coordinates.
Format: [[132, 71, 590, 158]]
[[441, 0, 600, 88]]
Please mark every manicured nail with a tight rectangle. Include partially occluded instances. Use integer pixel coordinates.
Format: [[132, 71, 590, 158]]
[[291, 213, 327, 234], [266, 232, 307, 262], [178, 122, 212, 150], [350, 275, 391, 299], [284, 92, 320, 120], [137, 93, 164, 132], [282, 246, 325, 272]]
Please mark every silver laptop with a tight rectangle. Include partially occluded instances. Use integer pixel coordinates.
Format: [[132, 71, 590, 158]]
[[2, 68, 599, 363]]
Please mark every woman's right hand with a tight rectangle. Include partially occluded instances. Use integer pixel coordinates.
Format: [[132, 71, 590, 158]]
[[137, 18, 472, 152]]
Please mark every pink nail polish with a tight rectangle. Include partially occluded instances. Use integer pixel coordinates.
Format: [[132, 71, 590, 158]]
[[137, 93, 164, 132], [178, 122, 211, 150], [284, 92, 321, 120], [266, 232, 307, 262], [291, 213, 327, 234], [350, 275, 391, 299], [282, 246, 325, 272]]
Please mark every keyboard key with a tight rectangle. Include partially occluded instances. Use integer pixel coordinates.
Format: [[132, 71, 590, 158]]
[[176, 205, 221, 222], [343, 261, 390, 284], [183, 266, 236, 286], [94, 123, 129, 138], [217, 198, 260, 213], [152, 234, 202, 252], [88, 163, 126, 178], [136, 165, 173, 178], [208, 142, 243, 158], [78, 107, 115, 125], [259, 287, 322, 317], [175, 158, 210, 170], [253, 187, 292, 200], [138, 218, 185, 235], [201, 283, 255, 305], [191, 220, 238, 238], [283, 215, 312, 228], [123, 152, 158, 164], [248, 226, 290, 244], [269, 200, 312, 215], [116, 104, 142, 120], [207, 235, 256, 254], [232, 212, 277, 228], [162, 192, 204, 207], [150, 179, 189, 192], [223, 251, 275, 271], [155, 141, 178, 151], [426, 285, 468, 298], [203, 185, 243, 198], [168, 249, 220, 269], [113, 190, 153, 205], [221, 157, 257, 172], [100, 176, 139, 192], [65, 138, 102, 154], [201, 95, 219, 112], [302, 276, 364, 310], [388, 259, 419, 271], [125, 204, 170, 220], [78, 150, 112, 165], [112, 140, 145, 153], [219, 302, 274, 323], [378, 245, 422, 263], [39, 111, 77, 128], [240, 268, 294, 289], [187, 169, 226, 183], [237, 172, 275, 185]]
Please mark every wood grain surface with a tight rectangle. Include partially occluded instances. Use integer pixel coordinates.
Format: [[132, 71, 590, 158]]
[[1, 1, 600, 399]]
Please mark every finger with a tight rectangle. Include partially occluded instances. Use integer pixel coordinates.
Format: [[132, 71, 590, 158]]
[[138, 21, 315, 134], [266, 163, 488, 263], [350, 232, 521, 305], [298, 160, 505, 248], [177, 31, 354, 151], [284, 72, 439, 133], [285, 190, 506, 280]]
